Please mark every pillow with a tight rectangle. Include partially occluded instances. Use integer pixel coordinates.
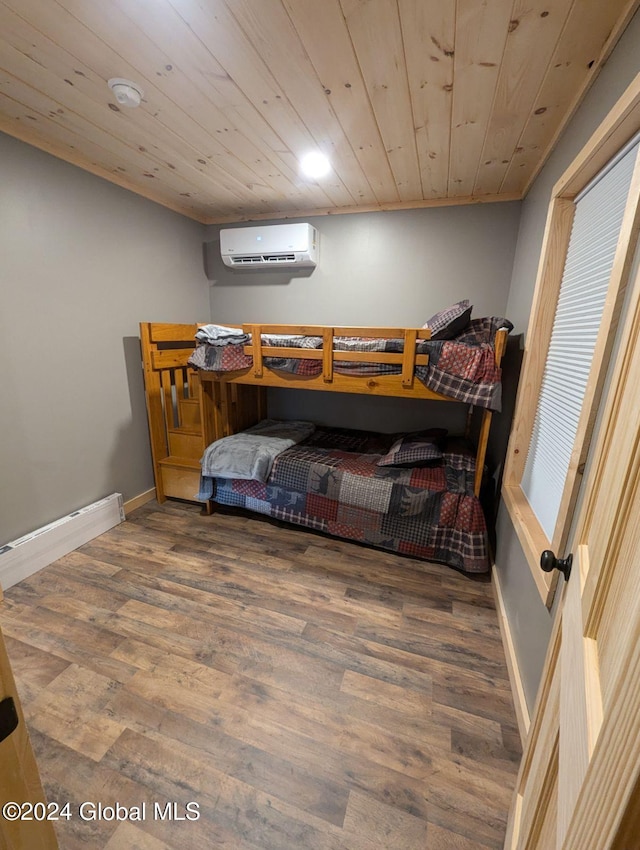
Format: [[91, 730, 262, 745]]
[[423, 300, 472, 340], [376, 429, 447, 468]]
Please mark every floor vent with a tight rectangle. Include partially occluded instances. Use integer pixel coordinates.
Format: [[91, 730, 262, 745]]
[[0, 494, 124, 591]]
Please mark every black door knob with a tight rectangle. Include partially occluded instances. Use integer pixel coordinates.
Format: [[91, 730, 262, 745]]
[[540, 550, 572, 581]]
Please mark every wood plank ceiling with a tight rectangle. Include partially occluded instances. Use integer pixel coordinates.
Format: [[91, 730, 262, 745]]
[[0, 0, 638, 224]]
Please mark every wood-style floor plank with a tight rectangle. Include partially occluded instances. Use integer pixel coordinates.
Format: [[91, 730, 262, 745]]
[[1, 500, 520, 849]]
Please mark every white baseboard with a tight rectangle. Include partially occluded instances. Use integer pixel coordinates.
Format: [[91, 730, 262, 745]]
[[124, 488, 156, 515], [492, 564, 531, 747], [0, 494, 124, 592]]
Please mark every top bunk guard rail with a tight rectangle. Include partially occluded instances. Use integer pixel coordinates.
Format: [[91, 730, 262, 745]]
[[189, 322, 447, 399], [242, 324, 432, 388]]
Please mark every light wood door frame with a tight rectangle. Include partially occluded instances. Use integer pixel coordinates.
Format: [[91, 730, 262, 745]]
[[503, 71, 640, 606], [0, 624, 58, 850]]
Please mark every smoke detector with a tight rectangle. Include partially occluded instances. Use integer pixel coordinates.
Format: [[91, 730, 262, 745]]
[[108, 78, 144, 108]]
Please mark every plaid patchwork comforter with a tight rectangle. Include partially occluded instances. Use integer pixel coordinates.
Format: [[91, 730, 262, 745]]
[[208, 429, 489, 573], [188, 317, 512, 411]]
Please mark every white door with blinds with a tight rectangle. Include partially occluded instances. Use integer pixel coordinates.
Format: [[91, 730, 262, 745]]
[[521, 142, 638, 542]]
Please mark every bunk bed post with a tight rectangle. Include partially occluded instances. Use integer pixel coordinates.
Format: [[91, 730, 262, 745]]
[[140, 322, 169, 503], [474, 411, 493, 497], [473, 327, 509, 496], [401, 328, 418, 388], [322, 327, 334, 383], [198, 378, 218, 516], [248, 324, 263, 377]]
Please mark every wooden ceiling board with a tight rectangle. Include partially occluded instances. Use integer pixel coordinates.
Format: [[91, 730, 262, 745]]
[[52, 0, 292, 213], [103, 0, 312, 213], [339, 0, 423, 202], [448, 0, 512, 198], [165, 0, 355, 210], [0, 22, 230, 217], [0, 1, 208, 210], [399, 0, 455, 199], [224, 0, 375, 206], [0, 0, 637, 222], [165, 1, 321, 157], [473, 0, 575, 196], [118, 0, 333, 213], [38, 0, 323, 216], [0, 57, 212, 206], [281, 0, 400, 203], [0, 93, 214, 221], [1, 0, 279, 217], [501, 0, 640, 196]]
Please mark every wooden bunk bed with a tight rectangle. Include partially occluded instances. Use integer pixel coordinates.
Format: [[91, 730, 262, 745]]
[[140, 320, 508, 572]]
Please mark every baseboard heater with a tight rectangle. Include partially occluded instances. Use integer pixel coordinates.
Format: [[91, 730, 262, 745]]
[[0, 494, 124, 592]]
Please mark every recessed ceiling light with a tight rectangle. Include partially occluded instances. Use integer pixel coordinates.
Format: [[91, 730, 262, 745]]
[[300, 151, 331, 179], [108, 78, 144, 108]]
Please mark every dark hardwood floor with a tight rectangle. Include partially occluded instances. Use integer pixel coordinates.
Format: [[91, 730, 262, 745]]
[[1, 500, 520, 849]]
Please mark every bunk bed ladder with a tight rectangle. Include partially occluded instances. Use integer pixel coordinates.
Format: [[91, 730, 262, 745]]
[[139, 323, 202, 502], [140, 323, 266, 504]]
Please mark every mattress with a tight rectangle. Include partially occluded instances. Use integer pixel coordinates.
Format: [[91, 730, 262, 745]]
[[206, 427, 489, 573]]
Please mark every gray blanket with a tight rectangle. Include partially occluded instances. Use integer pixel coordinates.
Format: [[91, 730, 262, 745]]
[[195, 324, 249, 345], [199, 419, 315, 484]]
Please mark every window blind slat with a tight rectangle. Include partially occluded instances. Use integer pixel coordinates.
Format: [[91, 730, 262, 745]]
[[521, 143, 637, 539]]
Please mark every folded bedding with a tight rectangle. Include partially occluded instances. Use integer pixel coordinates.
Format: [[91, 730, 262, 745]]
[[195, 324, 252, 345], [199, 419, 315, 496]]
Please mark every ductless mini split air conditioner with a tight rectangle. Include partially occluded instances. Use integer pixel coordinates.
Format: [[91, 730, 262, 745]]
[[220, 222, 318, 269]]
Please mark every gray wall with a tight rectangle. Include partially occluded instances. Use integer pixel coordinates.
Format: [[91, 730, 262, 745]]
[[0, 132, 209, 545], [205, 203, 521, 431], [495, 11, 640, 712]]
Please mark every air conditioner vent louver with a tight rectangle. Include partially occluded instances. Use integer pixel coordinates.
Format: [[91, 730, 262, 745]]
[[264, 253, 295, 262], [231, 254, 296, 265], [220, 223, 318, 270], [231, 256, 262, 265]]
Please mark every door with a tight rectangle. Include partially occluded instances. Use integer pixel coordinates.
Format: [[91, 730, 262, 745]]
[[0, 623, 58, 850], [503, 75, 640, 850], [504, 256, 640, 846]]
